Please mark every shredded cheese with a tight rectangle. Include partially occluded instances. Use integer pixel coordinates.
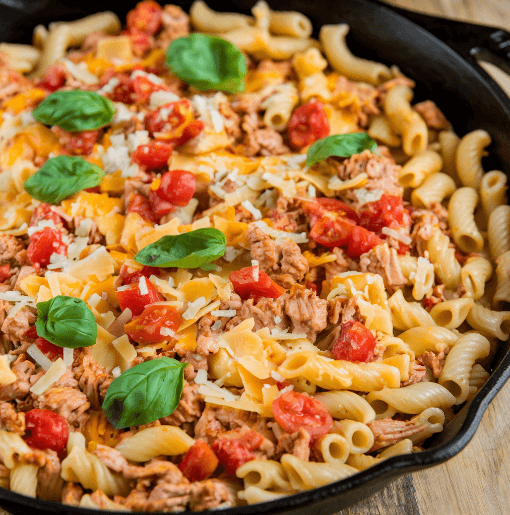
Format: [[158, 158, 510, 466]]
[[211, 309, 236, 317], [241, 200, 262, 220], [30, 358, 67, 395], [381, 227, 412, 245], [138, 276, 149, 295], [63, 348, 74, 367], [182, 297, 207, 320]]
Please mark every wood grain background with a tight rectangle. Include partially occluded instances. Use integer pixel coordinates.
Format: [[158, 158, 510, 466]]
[[339, 2, 510, 514], [2, 1, 510, 514]]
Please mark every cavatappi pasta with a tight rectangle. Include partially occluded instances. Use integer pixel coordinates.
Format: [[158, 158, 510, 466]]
[[0, 0, 506, 511]]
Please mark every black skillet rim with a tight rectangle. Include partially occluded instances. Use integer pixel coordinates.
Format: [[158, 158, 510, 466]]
[[0, 0, 509, 513]]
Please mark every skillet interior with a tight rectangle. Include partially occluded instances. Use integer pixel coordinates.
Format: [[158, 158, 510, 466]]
[[0, 0, 509, 513]]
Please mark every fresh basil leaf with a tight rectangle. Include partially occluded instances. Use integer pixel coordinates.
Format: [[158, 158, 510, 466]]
[[134, 228, 226, 270], [24, 155, 105, 204], [36, 295, 97, 349], [102, 358, 186, 429], [33, 90, 115, 132], [166, 34, 246, 94], [306, 133, 378, 167]]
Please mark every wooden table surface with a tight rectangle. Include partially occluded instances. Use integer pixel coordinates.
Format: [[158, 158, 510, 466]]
[[339, 1, 510, 515], [2, 1, 510, 515]]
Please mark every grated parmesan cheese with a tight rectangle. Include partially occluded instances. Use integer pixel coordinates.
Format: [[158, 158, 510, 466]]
[[241, 200, 262, 220], [270, 328, 307, 340], [270, 370, 285, 382], [97, 77, 119, 95], [381, 227, 412, 245], [252, 266, 259, 282], [195, 369, 239, 401], [139, 276, 149, 295], [27, 344, 53, 371], [212, 320, 223, 331], [307, 184, 316, 197], [211, 309, 236, 317], [182, 297, 207, 320], [160, 327, 176, 337], [126, 130, 150, 152], [253, 220, 308, 244], [27, 219, 56, 237], [30, 358, 67, 395], [113, 334, 137, 364], [87, 293, 102, 308], [274, 316, 282, 324], [224, 246, 243, 262], [150, 90, 180, 108], [63, 348, 74, 367], [355, 188, 384, 205], [111, 366, 121, 378]]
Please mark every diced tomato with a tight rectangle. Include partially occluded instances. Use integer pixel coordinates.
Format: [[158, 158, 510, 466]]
[[24, 409, 69, 453], [127, 0, 163, 36], [211, 432, 265, 474], [148, 188, 176, 217], [157, 170, 196, 206], [0, 264, 10, 283], [176, 120, 204, 147], [178, 439, 218, 482], [132, 75, 167, 104], [27, 227, 67, 268], [331, 320, 377, 362], [128, 193, 158, 224], [125, 304, 180, 344], [30, 203, 65, 227], [132, 140, 173, 170], [229, 267, 286, 301], [35, 337, 63, 361], [62, 130, 100, 156], [346, 225, 383, 259], [309, 215, 355, 248], [115, 279, 162, 316], [358, 195, 411, 234], [276, 380, 291, 391], [108, 72, 136, 104], [272, 391, 332, 441], [288, 100, 329, 149], [125, 30, 152, 56], [145, 100, 194, 140], [303, 197, 358, 226], [119, 264, 161, 285], [25, 326, 38, 339], [35, 63, 66, 92], [305, 281, 319, 295]]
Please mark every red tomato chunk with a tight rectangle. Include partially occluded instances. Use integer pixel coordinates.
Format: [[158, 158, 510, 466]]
[[229, 266, 286, 301], [358, 195, 411, 233], [24, 409, 69, 453], [27, 227, 67, 268], [125, 304, 180, 345], [145, 100, 194, 139], [35, 337, 63, 361], [127, 0, 163, 36], [30, 202, 65, 227], [157, 169, 196, 206], [132, 140, 174, 170], [288, 100, 329, 149], [0, 264, 10, 282], [211, 432, 265, 474], [119, 264, 160, 285], [128, 193, 158, 224], [115, 279, 162, 316], [332, 320, 377, 362], [178, 439, 219, 482], [272, 391, 332, 441], [35, 63, 66, 92]]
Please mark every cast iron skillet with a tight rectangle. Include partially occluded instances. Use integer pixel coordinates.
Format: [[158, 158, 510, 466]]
[[0, 0, 509, 513]]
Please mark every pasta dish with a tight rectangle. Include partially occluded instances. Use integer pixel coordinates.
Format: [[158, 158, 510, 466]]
[[0, 0, 507, 511]]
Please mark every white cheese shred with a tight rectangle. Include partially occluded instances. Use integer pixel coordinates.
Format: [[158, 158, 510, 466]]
[[27, 344, 53, 372], [30, 358, 67, 395]]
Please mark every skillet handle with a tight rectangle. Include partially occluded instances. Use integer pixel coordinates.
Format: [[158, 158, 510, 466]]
[[373, 1, 510, 76]]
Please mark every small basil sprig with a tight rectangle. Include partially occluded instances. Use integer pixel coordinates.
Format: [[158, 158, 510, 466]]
[[306, 133, 378, 167], [102, 358, 186, 429], [135, 228, 226, 270], [24, 156, 105, 204], [33, 90, 115, 132], [166, 34, 247, 94], [36, 295, 97, 349]]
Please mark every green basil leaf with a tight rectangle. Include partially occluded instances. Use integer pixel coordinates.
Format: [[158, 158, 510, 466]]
[[102, 358, 186, 429], [24, 155, 105, 204], [306, 133, 378, 167], [36, 295, 97, 349], [166, 34, 246, 94], [134, 228, 226, 270], [33, 90, 115, 132]]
